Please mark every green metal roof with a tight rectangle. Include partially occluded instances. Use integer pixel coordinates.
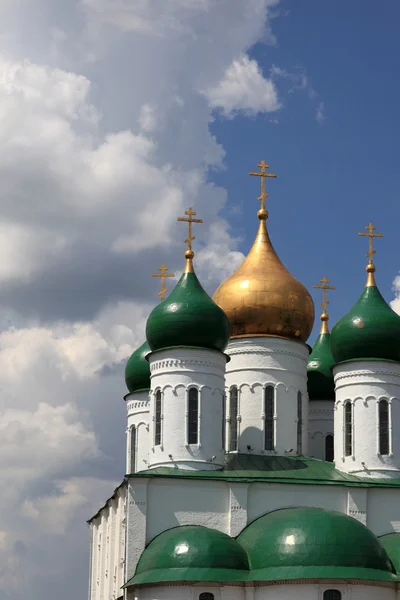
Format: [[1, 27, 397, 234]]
[[146, 267, 230, 353], [379, 533, 400, 573], [330, 282, 400, 364], [307, 332, 335, 401], [238, 507, 396, 582], [130, 453, 400, 488], [126, 525, 249, 586], [124, 340, 151, 394]]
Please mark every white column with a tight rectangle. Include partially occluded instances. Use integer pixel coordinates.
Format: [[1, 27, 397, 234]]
[[334, 360, 400, 478], [126, 391, 150, 474], [308, 400, 334, 460], [225, 337, 309, 456]]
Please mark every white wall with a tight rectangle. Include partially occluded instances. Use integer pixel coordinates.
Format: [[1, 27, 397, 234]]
[[129, 582, 396, 600], [126, 390, 150, 474], [89, 485, 126, 600], [334, 360, 400, 478], [225, 337, 309, 457], [148, 347, 227, 470], [308, 400, 334, 461]]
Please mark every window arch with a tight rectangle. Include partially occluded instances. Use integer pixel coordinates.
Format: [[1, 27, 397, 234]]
[[344, 401, 352, 456], [187, 388, 199, 445], [130, 425, 136, 473], [323, 590, 341, 600], [297, 391, 303, 454], [264, 386, 275, 451], [229, 386, 238, 451], [379, 399, 390, 455], [325, 433, 334, 462], [199, 594, 214, 600], [154, 390, 162, 446]]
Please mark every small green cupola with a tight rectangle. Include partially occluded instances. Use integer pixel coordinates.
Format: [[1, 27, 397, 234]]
[[331, 224, 400, 365], [146, 251, 230, 353], [307, 277, 335, 400], [125, 340, 151, 394], [146, 209, 230, 353]]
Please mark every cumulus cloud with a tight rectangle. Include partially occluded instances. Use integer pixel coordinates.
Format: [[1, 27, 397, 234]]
[[391, 275, 400, 315], [205, 54, 281, 118]]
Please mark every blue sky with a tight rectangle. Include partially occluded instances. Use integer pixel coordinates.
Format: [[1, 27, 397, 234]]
[[209, 0, 400, 341]]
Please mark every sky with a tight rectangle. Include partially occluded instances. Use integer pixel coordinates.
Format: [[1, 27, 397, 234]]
[[0, 1, 399, 598]]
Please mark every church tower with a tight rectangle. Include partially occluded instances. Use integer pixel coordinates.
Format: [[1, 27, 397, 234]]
[[331, 223, 400, 478], [307, 277, 336, 462], [213, 162, 315, 457], [145, 208, 230, 470]]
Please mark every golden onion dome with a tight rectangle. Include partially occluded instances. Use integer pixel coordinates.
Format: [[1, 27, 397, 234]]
[[212, 161, 315, 342]]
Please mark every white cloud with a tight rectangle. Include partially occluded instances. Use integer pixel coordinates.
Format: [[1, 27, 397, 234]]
[[204, 54, 280, 118], [391, 275, 400, 315]]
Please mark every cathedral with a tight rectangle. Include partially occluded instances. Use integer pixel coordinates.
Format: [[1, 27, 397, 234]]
[[88, 162, 400, 600]]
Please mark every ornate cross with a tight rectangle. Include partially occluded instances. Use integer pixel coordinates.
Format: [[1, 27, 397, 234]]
[[177, 207, 203, 253], [152, 264, 174, 301], [358, 222, 383, 265], [249, 160, 277, 212], [314, 276, 336, 316]]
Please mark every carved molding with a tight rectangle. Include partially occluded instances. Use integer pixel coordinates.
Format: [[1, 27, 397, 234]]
[[227, 346, 307, 361], [334, 368, 400, 382], [150, 358, 224, 372]]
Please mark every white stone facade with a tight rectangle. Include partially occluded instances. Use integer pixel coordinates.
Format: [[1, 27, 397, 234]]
[[333, 360, 400, 478], [225, 337, 309, 456], [126, 391, 150, 474], [147, 347, 227, 470], [308, 400, 334, 461]]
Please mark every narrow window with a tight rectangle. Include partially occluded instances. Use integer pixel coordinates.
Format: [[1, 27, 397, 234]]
[[325, 433, 334, 462], [297, 391, 303, 454], [229, 387, 238, 451], [155, 390, 162, 446], [379, 399, 389, 455], [344, 402, 352, 457], [187, 388, 199, 444], [221, 393, 226, 450], [323, 590, 341, 600], [130, 425, 136, 473], [264, 386, 275, 451], [199, 594, 214, 600]]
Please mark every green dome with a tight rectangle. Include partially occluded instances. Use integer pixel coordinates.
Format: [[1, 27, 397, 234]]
[[130, 525, 249, 585], [379, 533, 400, 573], [146, 263, 230, 353], [237, 507, 396, 582], [330, 277, 400, 364], [124, 341, 151, 393], [307, 328, 335, 400]]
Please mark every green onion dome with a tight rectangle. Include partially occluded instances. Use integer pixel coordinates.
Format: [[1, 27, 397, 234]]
[[307, 313, 335, 401], [379, 533, 400, 574], [124, 341, 151, 393], [130, 525, 249, 585], [330, 265, 400, 364], [146, 254, 230, 353], [237, 507, 396, 582]]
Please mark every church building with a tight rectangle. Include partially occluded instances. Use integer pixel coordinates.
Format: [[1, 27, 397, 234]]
[[88, 162, 400, 600]]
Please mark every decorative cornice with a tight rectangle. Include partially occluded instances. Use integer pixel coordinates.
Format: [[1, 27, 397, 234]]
[[150, 357, 225, 373], [227, 346, 307, 361]]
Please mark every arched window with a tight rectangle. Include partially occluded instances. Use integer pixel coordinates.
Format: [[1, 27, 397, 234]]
[[325, 433, 334, 462], [187, 388, 199, 445], [379, 399, 389, 455], [229, 386, 238, 451], [323, 590, 341, 600], [344, 401, 352, 456], [130, 425, 136, 473], [297, 391, 303, 454], [264, 386, 275, 451], [199, 594, 214, 600], [154, 390, 162, 446]]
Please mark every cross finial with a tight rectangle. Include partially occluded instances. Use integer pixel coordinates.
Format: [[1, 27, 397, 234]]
[[152, 264, 175, 301], [358, 222, 383, 286], [177, 208, 203, 271], [314, 276, 336, 334], [249, 160, 277, 220]]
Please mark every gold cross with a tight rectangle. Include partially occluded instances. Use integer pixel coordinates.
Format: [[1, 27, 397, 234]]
[[358, 222, 383, 265], [249, 160, 277, 212], [152, 263, 174, 301], [314, 276, 336, 315], [177, 207, 203, 253]]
